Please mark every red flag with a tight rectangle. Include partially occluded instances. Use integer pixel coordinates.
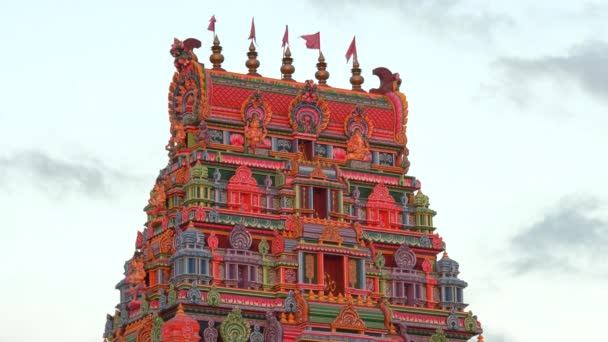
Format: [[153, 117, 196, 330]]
[[346, 36, 357, 62], [249, 17, 256, 43], [300, 32, 320, 50], [207, 15, 216, 32], [282, 25, 289, 48]]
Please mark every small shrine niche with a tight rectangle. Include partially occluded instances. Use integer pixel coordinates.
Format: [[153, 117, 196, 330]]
[[366, 183, 401, 229], [170, 226, 213, 285], [344, 106, 373, 163], [224, 223, 262, 290], [288, 80, 330, 137], [226, 165, 264, 213], [242, 90, 272, 155], [388, 244, 426, 306]]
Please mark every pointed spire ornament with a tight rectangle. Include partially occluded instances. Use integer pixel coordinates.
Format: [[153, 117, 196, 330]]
[[246, 41, 260, 76], [315, 51, 329, 86], [350, 57, 364, 91], [210, 34, 224, 71], [281, 46, 295, 81]]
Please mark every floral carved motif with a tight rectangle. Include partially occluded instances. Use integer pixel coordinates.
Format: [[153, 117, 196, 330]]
[[394, 244, 416, 269], [219, 307, 250, 342], [229, 223, 252, 250], [331, 303, 365, 333], [287, 80, 330, 136], [319, 225, 343, 246]]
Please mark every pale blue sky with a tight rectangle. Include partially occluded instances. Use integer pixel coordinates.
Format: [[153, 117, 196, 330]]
[[0, 1, 607, 341]]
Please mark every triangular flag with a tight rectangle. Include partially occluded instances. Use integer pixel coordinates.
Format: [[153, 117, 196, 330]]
[[300, 32, 320, 50], [249, 17, 256, 43], [282, 25, 289, 48], [207, 15, 216, 32], [346, 36, 357, 63]]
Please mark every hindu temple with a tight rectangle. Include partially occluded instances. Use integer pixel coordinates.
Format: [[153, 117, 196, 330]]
[[102, 23, 483, 342]]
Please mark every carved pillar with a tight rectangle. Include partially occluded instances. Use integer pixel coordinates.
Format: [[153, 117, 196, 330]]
[[297, 252, 304, 283], [358, 260, 365, 290], [294, 185, 301, 212], [316, 253, 324, 287], [342, 256, 349, 295], [212, 256, 221, 285]]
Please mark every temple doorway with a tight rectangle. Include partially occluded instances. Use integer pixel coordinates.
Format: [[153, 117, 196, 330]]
[[323, 254, 345, 296], [313, 187, 328, 219]]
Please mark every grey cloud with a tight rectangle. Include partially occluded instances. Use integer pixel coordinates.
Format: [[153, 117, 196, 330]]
[[495, 41, 608, 103], [509, 196, 608, 275], [0, 150, 142, 199], [307, 0, 513, 40]]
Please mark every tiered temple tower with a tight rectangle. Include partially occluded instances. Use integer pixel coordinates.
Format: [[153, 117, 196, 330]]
[[103, 33, 483, 342]]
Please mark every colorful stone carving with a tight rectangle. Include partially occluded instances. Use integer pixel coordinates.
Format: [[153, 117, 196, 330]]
[[288, 80, 330, 135], [229, 222, 252, 250], [206, 285, 221, 307], [203, 320, 218, 342], [104, 32, 481, 342], [220, 307, 250, 342]]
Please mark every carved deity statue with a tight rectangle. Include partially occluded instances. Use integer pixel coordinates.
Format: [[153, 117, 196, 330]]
[[148, 182, 166, 208], [299, 115, 316, 134], [126, 252, 146, 287], [244, 112, 268, 152], [346, 128, 371, 161]]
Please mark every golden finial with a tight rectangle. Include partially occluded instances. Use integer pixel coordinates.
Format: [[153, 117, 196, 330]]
[[315, 51, 329, 86], [478, 335, 484, 342], [176, 303, 185, 315], [246, 41, 260, 76], [281, 46, 295, 81], [350, 57, 364, 91], [210, 34, 225, 71]]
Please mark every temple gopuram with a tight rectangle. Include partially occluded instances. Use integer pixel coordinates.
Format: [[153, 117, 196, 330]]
[[103, 25, 483, 342]]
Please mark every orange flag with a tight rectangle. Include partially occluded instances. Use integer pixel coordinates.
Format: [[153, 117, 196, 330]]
[[249, 17, 256, 43], [346, 36, 357, 62], [301, 32, 320, 50]]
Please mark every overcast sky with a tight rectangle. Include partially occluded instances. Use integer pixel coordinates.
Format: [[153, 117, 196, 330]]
[[0, 1, 606, 341]]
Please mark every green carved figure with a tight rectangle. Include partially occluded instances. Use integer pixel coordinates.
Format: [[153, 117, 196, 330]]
[[375, 252, 386, 268], [431, 328, 447, 342], [140, 296, 149, 316], [152, 313, 163, 342], [258, 239, 269, 257], [220, 307, 250, 342], [168, 284, 177, 306], [207, 285, 221, 307], [113, 313, 121, 332], [464, 311, 478, 332]]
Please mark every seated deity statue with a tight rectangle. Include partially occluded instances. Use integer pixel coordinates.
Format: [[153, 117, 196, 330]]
[[127, 253, 146, 287], [245, 113, 269, 152], [346, 129, 372, 161]]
